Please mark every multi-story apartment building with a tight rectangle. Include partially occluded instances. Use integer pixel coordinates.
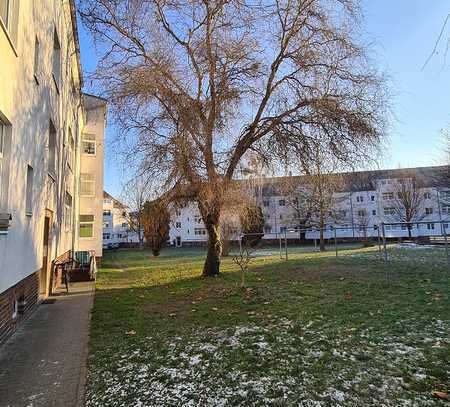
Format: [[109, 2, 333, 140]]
[[0, 1, 105, 343], [169, 166, 450, 245], [102, 191, 137, 248]]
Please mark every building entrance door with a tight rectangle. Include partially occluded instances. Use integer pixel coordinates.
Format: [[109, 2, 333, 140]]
[[39, 213, 52, 297]]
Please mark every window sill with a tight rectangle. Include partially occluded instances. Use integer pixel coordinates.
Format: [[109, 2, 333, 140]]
[[25, 212, 32, 217], [0, 18, 18, 57]]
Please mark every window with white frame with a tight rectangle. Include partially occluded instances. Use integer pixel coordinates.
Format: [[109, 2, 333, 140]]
[[357, 209, 366, 217], [64, 192, 72, 230], [356, 196, 364, 203], [426, 223, 435, 230], [175, 222, 181, 228], [263, 200, 269, 207], [383, 207, 395, 216], [82, 133, 96, 155], [79, 215, 94, 238], [442, 204, 450, 214], [423, 192, 431, 199], [52, 28, 61, 89], [194, 228, 206, 235], [25, 165, 33, 216], [194, 216, 202, 224], [371, 195, 375, 201], [103, 233, 110, 240], [425, 207, 433, 215], [80, 173, 95, 196], [382, 192, 394, 200], [372, 210, 376, 216], [0, 0, 19, 46], [48, 121, 56, 176], [278, 199, 285, 206], [103, 209, 111, 216]]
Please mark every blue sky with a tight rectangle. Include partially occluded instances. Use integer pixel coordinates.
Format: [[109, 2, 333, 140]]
[[77, 1, 450, 197]]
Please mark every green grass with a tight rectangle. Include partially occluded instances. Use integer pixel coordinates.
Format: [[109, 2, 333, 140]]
[[87, 245, 450, 406]]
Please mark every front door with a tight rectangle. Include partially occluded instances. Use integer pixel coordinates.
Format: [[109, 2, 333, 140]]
[[39, 214, 51, 297]]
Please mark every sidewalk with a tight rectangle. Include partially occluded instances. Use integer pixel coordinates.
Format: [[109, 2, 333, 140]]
[[0, 282, 94, 407]]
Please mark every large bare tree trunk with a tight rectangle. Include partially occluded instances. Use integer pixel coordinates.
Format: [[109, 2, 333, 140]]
[[199, 201, 222, 276], [203, 220, 222, 276]]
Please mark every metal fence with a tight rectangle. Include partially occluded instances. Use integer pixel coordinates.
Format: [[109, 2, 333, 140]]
[[231, 221, 450, 281]]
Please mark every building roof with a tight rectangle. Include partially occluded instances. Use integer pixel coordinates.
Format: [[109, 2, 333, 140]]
[[103, 191, 128, 210], [254, 165, 450, 196]]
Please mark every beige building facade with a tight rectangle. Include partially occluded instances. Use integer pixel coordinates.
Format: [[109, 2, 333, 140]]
[[0, 0, 105, 344]]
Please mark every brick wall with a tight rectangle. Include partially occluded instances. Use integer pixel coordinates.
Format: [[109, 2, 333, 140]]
[[0, 272, 39, 345]]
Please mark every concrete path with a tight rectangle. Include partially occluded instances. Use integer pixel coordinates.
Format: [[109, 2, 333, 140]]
[[0, 282, 94, 407]]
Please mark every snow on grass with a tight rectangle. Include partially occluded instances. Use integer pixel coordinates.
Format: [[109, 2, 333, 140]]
[[86, 317, 449, 407]]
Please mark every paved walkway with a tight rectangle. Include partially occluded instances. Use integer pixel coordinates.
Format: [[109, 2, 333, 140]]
[[0, 282, 94, 407]]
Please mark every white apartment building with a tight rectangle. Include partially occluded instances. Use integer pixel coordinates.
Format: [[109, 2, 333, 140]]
[[102, 191, 138, 248], [169, 166, 450, 245], [0, 1, 105, 343]]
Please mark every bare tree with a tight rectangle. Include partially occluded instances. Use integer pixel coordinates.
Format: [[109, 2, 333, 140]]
[[233, 247, 252, 288], [280, 142, 349, 251], [142, 199, 171, 256], [80, 0, 388, 275], [387, 177, 425, 238], [121, 175, 154, 249]]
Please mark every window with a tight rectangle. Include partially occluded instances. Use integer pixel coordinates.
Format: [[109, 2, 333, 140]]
[[194, 228, 206, 235], [121, 222, 127, 228], [34, 36, 39, 83], [175, 222, 181, 228], [103, 222, 109, 228], [48, 121, 56, 176], [103, 233, 110, 240], [264, 226, 272, 233], [382, 192, 394, 201], [442, 205, 450, 214], [82, 133, 96, 155], [279, 214, 283, 220], [280, 226, 286, 233], [0, 0, 19, 46], [441, 191, 450, 201], [444, 223, 449, 229], [425, 207, 433, 215], [357, 210, 366, 217], [52, 28, 61, 90], [79, 215, 94, 238], [371, 195, 375, 201], [64, 192, 72, 230], [384, 207, 395, 216], [103, 210, 111, 216], [372, 210, 376, 216], [427, 223, 435, 230], [356, 196, 364, 203], [263, 200, 269, 207], [80, 173, 95, 196], [423, 192, 431, 199], [278, 199, 285, 206], [194, 216, 202, 224], [25, 165, 33, 216]]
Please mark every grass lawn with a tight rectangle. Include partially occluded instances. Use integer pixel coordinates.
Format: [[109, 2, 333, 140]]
[[86, 244, 450, 406]]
